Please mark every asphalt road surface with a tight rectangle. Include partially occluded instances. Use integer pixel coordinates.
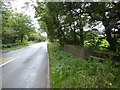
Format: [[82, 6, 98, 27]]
[[1, 42, 50, 88]]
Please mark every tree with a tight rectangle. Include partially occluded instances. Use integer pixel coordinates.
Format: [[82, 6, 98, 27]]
[[2, 10, 36, 44], [35, 2, 63, 43], [35, 2, 120, 52], [11, 13, 35, 43], [35, 2, 87, 46], [2, 10, 18, 44], [85, 2, 120, 52]]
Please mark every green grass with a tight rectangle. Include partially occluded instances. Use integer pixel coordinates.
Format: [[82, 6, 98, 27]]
[[2, 41, 36, 53], [48, 42, 120, 88]]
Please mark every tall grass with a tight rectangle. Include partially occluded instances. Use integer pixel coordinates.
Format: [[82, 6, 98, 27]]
[[48, 42, 120, 88]]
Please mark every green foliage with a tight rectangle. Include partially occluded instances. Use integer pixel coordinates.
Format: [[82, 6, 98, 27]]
[[39, 21, 48, 33], [23, 35, 29, 43], [48, 42, 120, 88], [48, 42, 60, 53], [84, 30, 109, 50], [2, 8, 36, 44], [1, 5, 40, 49], [28, 33, 39, 41], [28, 32, 46, 42], [99, 39, 109, 51], [39, 35, 46, 42], [116, 38, 120, 54], [2, 41, 36, 53], [35, 2, 120, 52], [84, 37, 109, 51], [2, 44, 13, 48], [2, 27, 17, 44], [35, 2, 85, 45]]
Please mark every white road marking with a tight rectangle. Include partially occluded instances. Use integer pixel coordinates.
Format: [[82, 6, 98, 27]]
[[0, 56, 20, 67]]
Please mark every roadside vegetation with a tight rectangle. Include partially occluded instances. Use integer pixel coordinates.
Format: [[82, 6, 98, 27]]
[[2, 41, 34, 53], [35, 2, 120, 88], [48, 42, 120, 88], [1, 2, 46, 52]]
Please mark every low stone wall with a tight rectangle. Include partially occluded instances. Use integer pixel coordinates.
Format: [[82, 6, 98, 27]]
[[64, 44, 92, 58], [64, 44, 120, 62]]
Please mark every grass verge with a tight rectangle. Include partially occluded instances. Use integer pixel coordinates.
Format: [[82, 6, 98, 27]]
[[48, 42, 120, 88], [2, 41, 36, 53]]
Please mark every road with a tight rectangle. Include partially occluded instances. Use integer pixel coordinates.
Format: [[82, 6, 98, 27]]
[[1, 42, 50, 88]]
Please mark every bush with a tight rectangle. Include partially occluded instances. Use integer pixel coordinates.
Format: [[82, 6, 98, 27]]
[[23, 35, 29, 42], [12, 43, 21, 46], [28, 32, 46, 42], [2, 43, 23, 49], [2, 44, 13, 48], [22, 42, 30, 45]]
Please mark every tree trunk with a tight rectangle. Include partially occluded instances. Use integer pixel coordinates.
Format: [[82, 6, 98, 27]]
[[61, 28, 66, 45], [21, 35, 24, 43], [80, 27, 84, 46], [78, 13, 84, 46], [71, 26, 77, 44], [103, 20, 117, 52], [106, 31, 116, 52], [73, 28, 77, 44]]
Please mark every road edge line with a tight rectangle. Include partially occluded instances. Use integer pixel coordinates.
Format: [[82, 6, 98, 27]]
[[0, 56, 20, 67]]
